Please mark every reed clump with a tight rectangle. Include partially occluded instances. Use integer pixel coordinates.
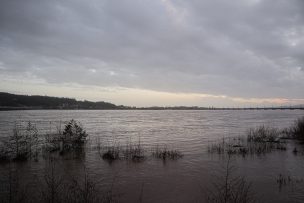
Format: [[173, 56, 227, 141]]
[[291, 116, 304, 141], [101, 138, 146, 162], [208, 139, 227, 155], [208, 136, 287, 157], [152, 146, 183, 160], [247, 126, 279, 143], [275, 173, 304, 192], [102, 146, 121, 161], [123, 138, 145, 161]]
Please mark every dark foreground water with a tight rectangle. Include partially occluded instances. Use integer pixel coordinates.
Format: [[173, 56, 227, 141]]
[[0, 110, 304, 202]]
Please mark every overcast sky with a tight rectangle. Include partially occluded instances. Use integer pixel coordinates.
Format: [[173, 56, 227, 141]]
[[0, 0, 304, 107]]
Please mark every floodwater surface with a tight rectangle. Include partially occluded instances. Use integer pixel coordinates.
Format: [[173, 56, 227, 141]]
[[0, 110, 303, 202]]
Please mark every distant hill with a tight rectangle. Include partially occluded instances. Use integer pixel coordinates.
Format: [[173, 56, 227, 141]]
[[0, 92, 127, 110]]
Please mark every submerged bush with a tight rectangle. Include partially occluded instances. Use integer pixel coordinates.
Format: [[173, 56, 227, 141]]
[[0, 147, 9, 161], [41, 159, 65, 203], [0, 120, 89, 160], [25, 122, 39, 160], [62, 119, 88, 144], [7, 123, 29, 161], [206, 156, 256, 203], [101, 138, 146, 162], [292, 117, 304, 141], [102, 146, 120, 161], [123, 138, 145, 161], [152, 147, 183, 160], [45, 120, 88, 154], [0, 164, 29, 202], [2, 122, 40, 161], [208, 136, 287, 157], [247, 126, 279, 143]]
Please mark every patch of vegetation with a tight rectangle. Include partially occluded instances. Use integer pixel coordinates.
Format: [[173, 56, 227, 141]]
[[276, 173, 304, 192], [123, 138, 145, 162], [66, 169, 99, 203], [291, 117, 304, 141], [1, 157, 118, 203], [208, 136, 287, 157], [44, 120, 88, 154], [0, 144, 10, 161], [247, 126, 279, 143], [0, 163, 28, 202], [2, 122, 40, 161], [44, 133, 62, 152], [102, 146, 121, 161], [38, 158, 117, 203], [208, 125, 290, 157], [206, 156, 256, 203], [152, 146, 183, 160], [41, 159, 65, 203], [62, 119, 88, 144], [0, 120, 88, 162], [208, 138, 227, 155], [101, 138, 146, 162]]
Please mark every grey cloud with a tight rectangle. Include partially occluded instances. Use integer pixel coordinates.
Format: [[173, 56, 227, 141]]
[[0, 0, 304, 99]]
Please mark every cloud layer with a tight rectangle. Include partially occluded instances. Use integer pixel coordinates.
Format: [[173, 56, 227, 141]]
[[0, 0, 304, 105]]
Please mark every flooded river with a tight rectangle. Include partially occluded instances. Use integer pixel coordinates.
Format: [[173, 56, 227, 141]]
[[0, 110, 303, 202]]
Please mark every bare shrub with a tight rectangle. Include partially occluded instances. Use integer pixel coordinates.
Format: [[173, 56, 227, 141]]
[[123, 137, 145, 161], [291, 117, 304, 141], [247, 126, 279, 143], [102, 146, 121, 161], [6, 123, 31, 161], [66, 169, 99, 203], [65, 167, 118, 203], [25, 122, 39, 160], [0, 121, 40, 161], [0, 163, 28, 203], [44, 120, 88, 154], [207, 155, 255, 203], [152, 145, 183, 160], [41, 159, 64, 203], [208, 135, 287, 157]]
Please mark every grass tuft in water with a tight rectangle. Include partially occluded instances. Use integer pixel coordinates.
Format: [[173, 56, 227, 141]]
[[152, 146, 183, 160], [208, 135, 287, 157], [102, 146, 121, 161], [206, 155, 256, 203], [291, 116, 304, 141], [247, 126, 279, 143], [123, 137, 145, 162]]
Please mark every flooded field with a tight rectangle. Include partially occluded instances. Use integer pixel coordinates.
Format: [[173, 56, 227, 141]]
[[0, 110, 304, 202]]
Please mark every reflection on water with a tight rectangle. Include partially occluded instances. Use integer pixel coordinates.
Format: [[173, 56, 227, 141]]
[[0, 110, 304, 202]]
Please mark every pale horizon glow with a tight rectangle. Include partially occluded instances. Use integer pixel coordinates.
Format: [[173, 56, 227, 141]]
[[1, 76, 303, 107]]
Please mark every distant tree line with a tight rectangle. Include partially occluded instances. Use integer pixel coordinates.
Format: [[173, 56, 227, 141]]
[[0, 92, 127, 110]]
